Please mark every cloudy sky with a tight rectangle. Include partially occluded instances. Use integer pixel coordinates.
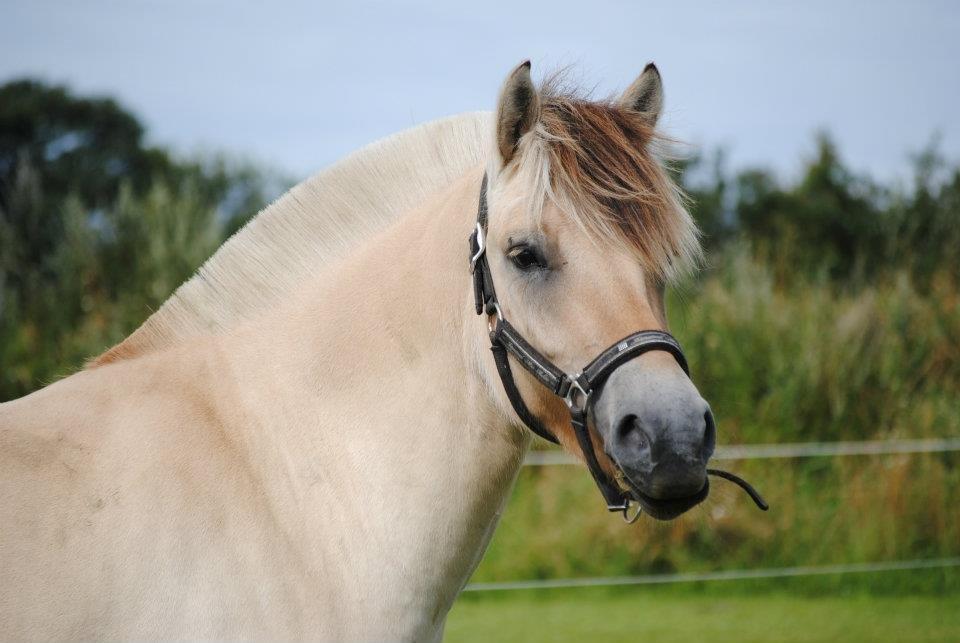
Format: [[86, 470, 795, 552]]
[[3, 1, 958, 183]]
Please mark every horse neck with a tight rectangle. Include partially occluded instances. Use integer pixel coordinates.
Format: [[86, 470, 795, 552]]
[[219, 166, 528, 633]]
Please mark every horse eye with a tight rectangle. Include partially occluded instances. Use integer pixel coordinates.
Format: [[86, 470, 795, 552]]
[[507, 245, 545, 271]]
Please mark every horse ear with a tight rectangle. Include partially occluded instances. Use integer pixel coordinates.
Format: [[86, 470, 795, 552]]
[[620, 62, 664, 126], [495, 60, 541, 166]]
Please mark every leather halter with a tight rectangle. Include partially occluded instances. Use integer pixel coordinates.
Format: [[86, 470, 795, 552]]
[[469, 174, 692, 516]]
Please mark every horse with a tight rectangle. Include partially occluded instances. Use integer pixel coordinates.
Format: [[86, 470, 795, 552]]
[[1, 61, 725, 640]]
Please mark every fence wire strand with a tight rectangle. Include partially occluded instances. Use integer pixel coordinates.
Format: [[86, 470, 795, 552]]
[[483, 437, 960, 592], [464, 557, 960, 592]]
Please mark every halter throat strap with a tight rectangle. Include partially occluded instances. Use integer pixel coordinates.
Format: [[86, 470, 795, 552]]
[[468, 174, 690, 513]]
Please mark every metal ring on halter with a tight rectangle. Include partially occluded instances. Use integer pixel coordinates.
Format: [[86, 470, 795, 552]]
[[563, 377, 589, 412], [622, 500, 643, 524]]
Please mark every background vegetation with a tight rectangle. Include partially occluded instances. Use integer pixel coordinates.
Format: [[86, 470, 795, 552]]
[[0, 80, 277, 397], [2, 82, 958, 611], [473, 135, 960, 595]]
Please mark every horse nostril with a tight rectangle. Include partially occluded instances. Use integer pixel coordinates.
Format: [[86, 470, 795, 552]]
[[616, 414, 649, 451], [616, 414, 636, 440], [701, 410, 717, 462]]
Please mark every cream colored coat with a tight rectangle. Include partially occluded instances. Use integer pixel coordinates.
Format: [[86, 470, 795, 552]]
[[1, 164, 528, 640], [1, 62, 699, 640]]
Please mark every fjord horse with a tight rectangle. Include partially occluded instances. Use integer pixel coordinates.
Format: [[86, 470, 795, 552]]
[[1, 62, 714, 640]]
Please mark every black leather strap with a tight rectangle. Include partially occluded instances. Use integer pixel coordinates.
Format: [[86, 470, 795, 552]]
[[570, 408, 629, 510], [580, 330, 689, 392], [490, 344, 560, 444], [471, 176, 559, 444], [470, 175, 497, 315], [490, 319, 570, 396]]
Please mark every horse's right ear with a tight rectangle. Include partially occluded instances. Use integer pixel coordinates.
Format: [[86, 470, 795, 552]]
[[620, 63, 664, 126], [495, 60, 540, 168]]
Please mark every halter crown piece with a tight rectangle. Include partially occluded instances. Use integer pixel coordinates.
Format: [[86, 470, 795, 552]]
[[468, 174, 768, 521]]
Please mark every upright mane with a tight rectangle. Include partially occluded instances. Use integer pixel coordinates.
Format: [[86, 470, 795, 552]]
[[95, 75, 700, 367], [94, 113, 491, 365], [498, 78, 701, 283]]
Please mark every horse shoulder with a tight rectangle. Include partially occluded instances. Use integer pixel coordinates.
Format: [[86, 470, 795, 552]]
[[0, 345, 308, 638]]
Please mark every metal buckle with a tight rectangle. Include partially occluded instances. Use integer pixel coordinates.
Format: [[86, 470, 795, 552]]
[[469, 223, 486, 274], [563, 377, 589, 412]]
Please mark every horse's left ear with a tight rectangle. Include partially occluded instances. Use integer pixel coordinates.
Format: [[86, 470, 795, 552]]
[[620, 62, 664, 126]]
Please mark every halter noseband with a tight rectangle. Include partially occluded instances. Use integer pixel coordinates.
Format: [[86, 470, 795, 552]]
[[469, 174, 768, 521]]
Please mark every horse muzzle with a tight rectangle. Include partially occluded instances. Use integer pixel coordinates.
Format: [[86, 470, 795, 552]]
[[594, 361, 717, 520]]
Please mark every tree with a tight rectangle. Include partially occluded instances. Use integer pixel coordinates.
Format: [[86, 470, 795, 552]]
[[0, 79, 276, 400]]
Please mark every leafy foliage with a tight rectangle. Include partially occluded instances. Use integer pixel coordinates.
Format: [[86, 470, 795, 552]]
[[0, 80, 277, 399], [681, 132, 960, 288]]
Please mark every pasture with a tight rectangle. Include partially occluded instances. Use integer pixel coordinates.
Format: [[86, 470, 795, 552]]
[[448, 589, 960, 642]]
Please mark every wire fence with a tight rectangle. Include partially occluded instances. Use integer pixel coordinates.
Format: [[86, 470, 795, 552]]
[[469, 436, 960, 592], [464, 557, 960, 592]]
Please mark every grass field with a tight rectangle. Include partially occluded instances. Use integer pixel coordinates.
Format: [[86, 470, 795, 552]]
[[446, 590, 960, 642]]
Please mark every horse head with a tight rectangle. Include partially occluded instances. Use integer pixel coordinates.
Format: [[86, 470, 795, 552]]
[[478, 61, 715, 520]]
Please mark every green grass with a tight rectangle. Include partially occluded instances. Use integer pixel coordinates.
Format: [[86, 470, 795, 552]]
[[446, 590, 960, 642]]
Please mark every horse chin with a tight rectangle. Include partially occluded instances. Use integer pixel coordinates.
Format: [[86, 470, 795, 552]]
[[625, 478, 710, 521]]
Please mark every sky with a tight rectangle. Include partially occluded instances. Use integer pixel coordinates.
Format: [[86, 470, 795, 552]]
[[3, 1, 959, 184]]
